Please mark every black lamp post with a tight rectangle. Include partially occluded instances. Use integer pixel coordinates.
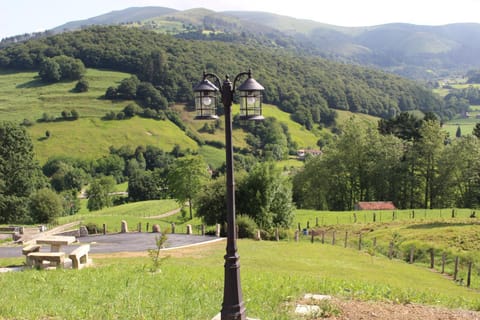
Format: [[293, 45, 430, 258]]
[[194, 70, 264, 320]]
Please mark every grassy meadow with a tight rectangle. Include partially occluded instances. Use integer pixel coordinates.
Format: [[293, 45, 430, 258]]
[[1, 239, 479, 319], [2, 199, 480, 318]]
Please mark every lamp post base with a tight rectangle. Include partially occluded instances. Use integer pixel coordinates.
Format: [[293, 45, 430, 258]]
[[211, 313, 259, 320]]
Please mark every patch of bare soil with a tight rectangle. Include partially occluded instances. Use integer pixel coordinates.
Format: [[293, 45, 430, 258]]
[[327, 298, 480, 320]]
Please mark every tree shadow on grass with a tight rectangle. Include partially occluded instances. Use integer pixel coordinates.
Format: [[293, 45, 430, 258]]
[[406, 221, 478, 229], [16, 78, 47, 88]]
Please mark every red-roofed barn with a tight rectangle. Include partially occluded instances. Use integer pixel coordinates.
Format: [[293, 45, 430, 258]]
[[354, 201, 396, 211]]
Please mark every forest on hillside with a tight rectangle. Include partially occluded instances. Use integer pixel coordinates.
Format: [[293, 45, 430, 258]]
[[0, 26, 454, 129]]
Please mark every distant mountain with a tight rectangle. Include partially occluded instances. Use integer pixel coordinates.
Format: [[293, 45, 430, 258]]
[[52, 7, 177, 33], [224, 12, 480, 80], [6, 7, 480, 80]]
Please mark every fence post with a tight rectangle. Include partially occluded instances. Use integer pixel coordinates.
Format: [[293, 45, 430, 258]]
[[430, 249, 435, 269], [316, 217, 319, 227], [441, 253, 446, 274], [392, 211, 395, 221], [201, 224, 205, 236], [138, 222, 142, 233], [412, 210, 415, 219], [276, 228, 279, 242], [454, 256, 459, 281], [321, 230, 325, 244], [310, 231, 314, 244], [344, 231, 348, 248], [216, 224, 221, 237], [102, 223, 107, 235], [388, 241, 394, 259], [373, 212, 376, 222], [171, 223, 176, 234], [146, 222, 149, 232], [358, 233, 362, 251], [332, 231, 336, 245], [467, 262, 472, 287], [452, 209, 455, 218], [409, 246, 415, 264]]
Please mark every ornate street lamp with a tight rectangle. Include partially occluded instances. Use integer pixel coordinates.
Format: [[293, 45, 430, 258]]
[[194, 70, 264, 320]]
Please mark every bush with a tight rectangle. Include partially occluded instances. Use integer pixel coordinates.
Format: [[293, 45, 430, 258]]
[[85, 222, 100, 234], [236, 215, 258, 239], [74, 79, 89, 92]]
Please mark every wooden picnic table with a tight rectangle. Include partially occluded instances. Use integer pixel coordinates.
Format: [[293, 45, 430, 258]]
[[36, 236, 76, 252]]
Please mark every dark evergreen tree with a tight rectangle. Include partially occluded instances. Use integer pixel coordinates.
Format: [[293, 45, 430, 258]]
[[0, 121, 46, 223]]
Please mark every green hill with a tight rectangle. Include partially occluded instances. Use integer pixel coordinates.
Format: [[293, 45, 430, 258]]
[[0, 69, 197, 163], [0, 68, 323, 165]]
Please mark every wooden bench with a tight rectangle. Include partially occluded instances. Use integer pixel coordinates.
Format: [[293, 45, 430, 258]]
[[27, 252, 65, 269], [22, 244, 41, 266], [69, 244, 91, 269]]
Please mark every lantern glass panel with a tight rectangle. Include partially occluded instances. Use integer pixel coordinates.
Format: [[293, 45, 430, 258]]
[[239, 91, 263, 120], [195, 91, 218, 119]]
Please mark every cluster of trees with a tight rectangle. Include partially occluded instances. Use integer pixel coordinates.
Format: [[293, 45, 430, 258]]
[[0, 26, 451, 128], [195, 162, 294, 230], [444, 86, 480, 107], [293, 114, 480, 210], [466, 70, 480, 84], [0, 121, 56, 223], [0, 120, 295, 230], [38, 55, 85, 82], [39, 109, 80, 122]]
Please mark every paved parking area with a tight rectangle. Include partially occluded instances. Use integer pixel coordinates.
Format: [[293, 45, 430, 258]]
[[0, 233, 222, 258]]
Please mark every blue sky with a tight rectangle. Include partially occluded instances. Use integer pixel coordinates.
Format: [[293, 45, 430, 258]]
[[2, 0, 480, 39]]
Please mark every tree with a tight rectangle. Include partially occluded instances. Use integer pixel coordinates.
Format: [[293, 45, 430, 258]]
[[456, 125, 462, 138], [128, 168, 167, 201], [195, 178, 228, 225], [167, 155, 210, 219], [0, 121, 46, 223], [237, 162, 294, 229], [29, 188, 63, 223], [473, 122, 480, 139], [38, 55, 85, 82], [86, 176, 115, 211], [38, 58, 61, 82], [117, 75, 140, 99], [435, 136, 480, 208], [74, 79, 89, 92], [415, 120, 446, 208]]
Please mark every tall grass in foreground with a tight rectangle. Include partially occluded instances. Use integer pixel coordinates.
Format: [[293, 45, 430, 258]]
[[1, 240, 479, 319]]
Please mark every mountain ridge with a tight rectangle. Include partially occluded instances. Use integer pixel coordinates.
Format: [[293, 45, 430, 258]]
[[43, 7, 480, 80], [3, 6, 479, 80]]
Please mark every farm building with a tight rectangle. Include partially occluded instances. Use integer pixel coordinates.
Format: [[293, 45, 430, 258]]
[[354, 201, 396, 211]]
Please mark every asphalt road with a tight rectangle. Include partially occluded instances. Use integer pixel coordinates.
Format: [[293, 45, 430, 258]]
[[0, 233, 222, 258]]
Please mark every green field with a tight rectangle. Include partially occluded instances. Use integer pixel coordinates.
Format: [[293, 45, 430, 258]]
[[0, 68, 131, 122], [29, 117, 198, 164], [0, 239, 479, 319], [2, 199, 480, 318]]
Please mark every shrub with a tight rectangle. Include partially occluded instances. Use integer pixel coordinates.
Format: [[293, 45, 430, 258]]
[[85, 222, 100, 234], [74, 79, 89, 92], [236, 215, 258, 239]]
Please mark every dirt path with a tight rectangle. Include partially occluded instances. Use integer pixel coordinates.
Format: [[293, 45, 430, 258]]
[[146, 208, 181, 219], [312, 298, 480, 319]]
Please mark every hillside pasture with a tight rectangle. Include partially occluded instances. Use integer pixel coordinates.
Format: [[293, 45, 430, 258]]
[[29, 117, 198, 164], [0, 68, 131, 122]]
